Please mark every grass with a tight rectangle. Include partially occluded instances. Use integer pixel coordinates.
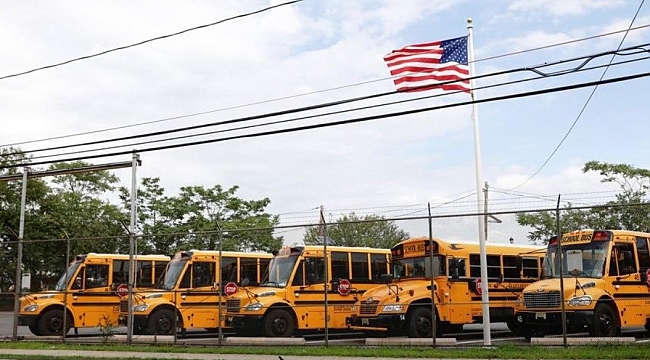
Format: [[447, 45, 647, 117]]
[[1, 342, 650, 359]]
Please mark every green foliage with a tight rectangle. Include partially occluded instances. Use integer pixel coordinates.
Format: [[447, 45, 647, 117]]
[[517, 161, 650, 244], [303, 213, 409, 248], [119, 178, 283, 254]]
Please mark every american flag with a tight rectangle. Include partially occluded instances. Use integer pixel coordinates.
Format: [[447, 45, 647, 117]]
[[383, 36, 470, 93]]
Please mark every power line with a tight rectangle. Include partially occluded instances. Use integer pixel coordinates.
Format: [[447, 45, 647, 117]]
[[510, 0, 646, 189], [2, 22, 647, 149], [4, 70, 648, 169], [0, 0, 303, 83], [16, 43, 650, 163]]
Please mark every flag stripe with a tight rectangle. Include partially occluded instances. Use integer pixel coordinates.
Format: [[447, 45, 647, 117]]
[[384, 36, 470, 93]]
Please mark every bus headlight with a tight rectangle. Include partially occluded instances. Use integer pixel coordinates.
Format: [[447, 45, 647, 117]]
[[23, 304, 39, 312], [244, 302, 264, 311], [133, 304, 149, 312], [568, 295, 592, 306], [382, 304, 404, 312]]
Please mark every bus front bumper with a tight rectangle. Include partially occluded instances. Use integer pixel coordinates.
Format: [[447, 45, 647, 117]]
[[346, 314, 405, 330], [226, 314, 264, 330], [516, 310, 594, 333], [17, 314, 38, 327]]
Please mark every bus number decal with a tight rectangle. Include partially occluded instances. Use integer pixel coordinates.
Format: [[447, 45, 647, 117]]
[[334, 305, 352, 312]]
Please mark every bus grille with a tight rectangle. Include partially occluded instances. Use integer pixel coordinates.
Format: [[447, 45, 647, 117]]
[[226, 299, 241, 313], [523, 291, 561, 308], [360, 300, 379, 315], [119, 300, 128, 313]]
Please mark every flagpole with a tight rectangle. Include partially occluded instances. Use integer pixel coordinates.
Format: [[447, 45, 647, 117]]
[[467, 17, 491, 346]]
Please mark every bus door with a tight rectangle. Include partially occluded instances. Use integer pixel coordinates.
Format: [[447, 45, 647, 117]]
[[609, 243, 646, 325], [296, 257, 329, 329], [446, 255, 474, 323], [70, 260, 114, 326], [178, 260, 219, 329]]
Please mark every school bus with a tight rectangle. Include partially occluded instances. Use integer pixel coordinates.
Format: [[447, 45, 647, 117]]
[[514, 229, 650, 339], [224, 245, 391, 337], [346, 236, 545, 337], [120, 249, 272, 335], [18, 253, 170, 336]]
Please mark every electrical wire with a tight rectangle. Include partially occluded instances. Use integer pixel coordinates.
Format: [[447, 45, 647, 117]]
[[24, 52, 649, 163], [510, 0, 646, 189], [1, 22, 647, 150], [0, 0, 303, 82], [13, 43, 650, 163], [3, 70, 648, 169]]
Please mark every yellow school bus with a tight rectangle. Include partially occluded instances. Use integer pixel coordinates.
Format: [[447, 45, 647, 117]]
[[120, 249, 272, 335], [347, 236, 545, 337], [224, 245, 391, 337], [18, 253, 170, 336], [514, 229, 650, 339]]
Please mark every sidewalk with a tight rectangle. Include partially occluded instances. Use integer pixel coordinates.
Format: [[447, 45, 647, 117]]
[[0, 348, 473, 360]]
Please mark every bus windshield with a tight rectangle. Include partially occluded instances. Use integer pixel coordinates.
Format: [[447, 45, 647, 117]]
[[392, 255, 444, 279], [54, 261, 81, 291], [261, 255, 298, 288], [544, 241, 609, 278], [155, 260, 186, 290]]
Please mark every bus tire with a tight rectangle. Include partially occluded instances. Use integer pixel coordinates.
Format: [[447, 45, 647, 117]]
[[147, 309, 176, 335], [28, 324, 41, 336], [591, 303, 620, 337], [37, 309, 71, 336], [408, 307, 433, 338], [263, 309, 295, 337]]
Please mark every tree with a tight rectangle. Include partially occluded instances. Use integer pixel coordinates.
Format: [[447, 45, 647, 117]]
[[516, 161, 650, 244], [121, 181, 283, 254], [303, 213, 409, 248]]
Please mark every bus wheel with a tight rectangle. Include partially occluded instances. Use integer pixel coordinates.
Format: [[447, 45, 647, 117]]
[[147, 309, 175, 335], [28, 324, 41, 336], [408, 307, 433, 338], [263, 309, 295, 337], [37, 309, 71, 336], [591, 303, 620, 337]]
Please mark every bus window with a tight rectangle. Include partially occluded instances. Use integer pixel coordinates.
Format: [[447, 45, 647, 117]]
[[193, 262, 215, 287], [503, 255, 519, 279], [240, 257, 258, 284], [610, 244, 636, 276], [179, 266, 191, 288], [138, 261, 154, 287], [636, 237, 649, 270], [351, 253, 369, 282], [86, 264, 109, 289], [305, 257, 325, 285], [370, 253, 388, 281], [487, 255, 501, 278], [291, 261, 304, 286], [522, 257, 540, 278], [331, 252, 349, 281], [221, 257, 237, 283]]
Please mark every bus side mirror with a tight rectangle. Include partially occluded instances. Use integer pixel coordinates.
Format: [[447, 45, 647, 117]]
[[379, 273, 393, 284], [241, 278, 250, 287]]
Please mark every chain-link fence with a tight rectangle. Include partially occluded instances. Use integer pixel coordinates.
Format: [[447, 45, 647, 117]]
[[2, 203, 650, 346]]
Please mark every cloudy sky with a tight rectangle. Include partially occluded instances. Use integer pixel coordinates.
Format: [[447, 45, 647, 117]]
[[0, 1, 648, 245]]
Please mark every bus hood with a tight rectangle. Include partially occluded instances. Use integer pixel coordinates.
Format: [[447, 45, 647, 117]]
[[361, 280, 434, 301], [523, 277, 601, 295]]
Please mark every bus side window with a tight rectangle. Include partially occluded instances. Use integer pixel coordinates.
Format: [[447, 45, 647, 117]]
[[86, 264, 109, 289], [291, 261, 304, 286], [305, 258, 325, 284]]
